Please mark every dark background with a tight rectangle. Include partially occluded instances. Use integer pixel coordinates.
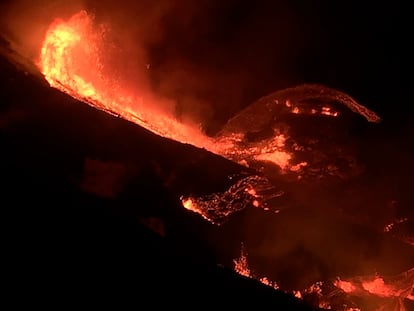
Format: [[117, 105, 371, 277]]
[[110, 0, 404, 134]]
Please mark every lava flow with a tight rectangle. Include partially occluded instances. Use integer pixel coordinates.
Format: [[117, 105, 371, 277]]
[[38, 10, 381, 176], [37, 10, 293, 222], [234, 247, 414, 311], [39, 10, 213, 150], [38, 10, 384, 224], [36, 10, 413, 311], [37, 10, 291, 167], [38, 10, 293, 173]]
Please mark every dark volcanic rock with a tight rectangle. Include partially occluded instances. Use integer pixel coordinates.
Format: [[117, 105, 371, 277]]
[[2, 34, 413, 310], [0, 41, 320, 309]]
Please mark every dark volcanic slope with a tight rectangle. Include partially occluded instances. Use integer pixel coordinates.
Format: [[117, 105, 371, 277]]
[[0, 41, 322, 309]]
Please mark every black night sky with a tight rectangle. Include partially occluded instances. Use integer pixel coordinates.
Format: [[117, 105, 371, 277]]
[[134, 0, 405, 132]]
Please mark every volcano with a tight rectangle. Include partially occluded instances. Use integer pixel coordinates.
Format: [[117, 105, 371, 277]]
[[1, 2, 412, 310], [1, 34, 323, 310]]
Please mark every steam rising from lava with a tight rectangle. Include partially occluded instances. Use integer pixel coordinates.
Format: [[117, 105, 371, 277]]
[[38, 10, 212, 149], [37, 10, 382, 167], [36, 10, 386, 224]]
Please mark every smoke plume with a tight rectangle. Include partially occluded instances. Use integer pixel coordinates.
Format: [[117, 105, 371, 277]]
[[1, 0, 312, 134]]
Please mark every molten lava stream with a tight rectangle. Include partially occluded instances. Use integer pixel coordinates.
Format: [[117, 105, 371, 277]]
[[38, 10, 413, 311], [39, 10, 214, 151], [38, 10, 302, 173]]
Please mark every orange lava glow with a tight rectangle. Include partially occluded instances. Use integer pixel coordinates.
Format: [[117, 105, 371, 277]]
[[181, 198, 210, 221], [37, 12, 411, 311], [236, 245, 413, 310], [233, 245, 279, 289], [38, 10, 301, 224], [361, 276, 410, 298], [38, 10, 300, 173], [38, 10, 388, 228], [334, 269, 414, 303], [233, 246, 251, 278], [335, 279, 356, 293], [39, 10, 381, 185], [39, 10, 213, 150]]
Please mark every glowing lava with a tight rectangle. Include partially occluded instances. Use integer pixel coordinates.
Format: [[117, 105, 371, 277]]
[[39, 10, 383, 180], [335, 270, 414, 300], [38, 10, 292, 222], [38, 10, 302, 183], [37, 10, 412, 311], [39, 10, 213, 149], [38, 10, 383, 224], [235, 246, 414, 311]]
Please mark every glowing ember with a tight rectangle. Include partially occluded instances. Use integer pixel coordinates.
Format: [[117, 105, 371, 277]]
[[321, 106, 339, 117], [233, 245, 279, 289], [182, 198, 195, 211], [180, 175, 283, 225], [233, 246, 336, 309], [181, 197, 212, 223], [233, 245, 251, 278], [361, 276, 409, 298], [255, 150, 292, 169], [335, 279, 356, 293], [381, 214, 413, 248], [384, 217, 408, 233]]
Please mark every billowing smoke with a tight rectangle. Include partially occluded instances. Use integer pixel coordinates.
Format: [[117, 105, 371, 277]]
[[0, 0, 313, 134]]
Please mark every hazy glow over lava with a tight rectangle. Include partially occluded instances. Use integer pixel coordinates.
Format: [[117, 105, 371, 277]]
[[37, 9, 412, 311], [39, 10, 214, 150], [37, 10, 311, 173]]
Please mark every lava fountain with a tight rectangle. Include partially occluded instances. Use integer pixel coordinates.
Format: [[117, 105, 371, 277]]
[[36, 10, 413, 311], [38, 10, 381, 175], [38, 10, 385, 222], [37, 10, 294, 222], [39, 10, 213, 150]]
